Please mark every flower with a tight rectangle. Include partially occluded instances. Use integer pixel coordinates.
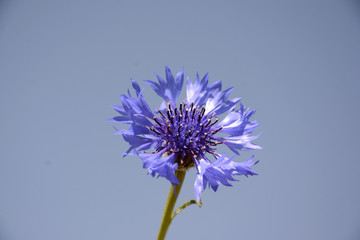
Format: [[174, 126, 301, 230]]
[[109, 66, 261, 201]]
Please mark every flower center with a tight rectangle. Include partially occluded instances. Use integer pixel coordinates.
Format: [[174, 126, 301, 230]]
[[149, 102, 224, 169]]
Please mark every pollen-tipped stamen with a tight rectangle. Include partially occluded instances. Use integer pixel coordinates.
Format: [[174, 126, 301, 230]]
[[150, 126, 162, 135], [153, 116, 162, 126], [211, 118, 219, 126], [158, 108, 166, 119], [212, 126, 223, 135], [205, 119, 211, 127], [168, 103, 173, 115]]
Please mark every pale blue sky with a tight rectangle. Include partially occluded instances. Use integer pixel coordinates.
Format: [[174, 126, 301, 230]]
[[1, 1, 360, 240]]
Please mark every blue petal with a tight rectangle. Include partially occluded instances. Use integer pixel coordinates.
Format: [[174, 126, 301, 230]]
[[131, 113, 153, 127], [186, 73, 240, 116], [121, 94, 142, 114], [227, 155, 259, 176], [120, 81, 154, 119], [112, 105, 127, 115], [122, 134, 157, 155], [205, 88, 240, 115], [131, 78, 141, 95], [186, 73, 209, 105], [217, 103, 259, 136], [107, 116, 132, 124], [194, 153, 258, 202], [186, 73, 223, 108], [139, 150, 180, 185], [222, 134, 262, 154], [144, 66, 184, 106], [128, 123, 151, 135]]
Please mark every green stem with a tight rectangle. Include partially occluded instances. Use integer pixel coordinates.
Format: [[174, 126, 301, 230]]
[[157, 170, 186, 240], [171, 200, 202, 220]]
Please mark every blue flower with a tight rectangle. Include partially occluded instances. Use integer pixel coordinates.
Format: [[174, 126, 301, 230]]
[[110, 66, 261, 201]]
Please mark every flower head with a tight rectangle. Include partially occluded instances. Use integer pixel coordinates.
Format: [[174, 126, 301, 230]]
[[110, 66, 261, 201]]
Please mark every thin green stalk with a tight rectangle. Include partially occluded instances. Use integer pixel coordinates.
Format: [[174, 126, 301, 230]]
[[171, 200, 202, 220], [157, 170, 186, 240]]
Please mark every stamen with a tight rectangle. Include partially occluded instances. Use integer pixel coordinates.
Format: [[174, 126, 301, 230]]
[[212, 126, 223, 135], [201, 132, 208, 140], [178, 124, 183, 133], [153, 116, 162, 126], [150, 126, 161, 135], [200, 107, 205, 117], [158, 108, 166, 119], [211, 118, 219, 126], [167, 110, 171, 120], [194, 131, 199, 138], [167, 126, 173, 135], [209, 141, 217, 146], [209, 141, 225, 146], [156, 146, 165, 152], [174, 108, 178, 116], [168, 103, 173, 115], [179, 103, 183, 113], [205, 119, 211, 127]]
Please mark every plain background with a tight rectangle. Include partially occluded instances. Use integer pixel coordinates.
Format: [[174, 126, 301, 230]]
[[1, 1, 360, 240]]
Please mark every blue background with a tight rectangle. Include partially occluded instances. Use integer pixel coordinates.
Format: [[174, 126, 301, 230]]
[[1, 1, 360, 239]]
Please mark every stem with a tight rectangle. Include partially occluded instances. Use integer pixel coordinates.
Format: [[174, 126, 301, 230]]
[[171, 200, 202, 220], [157, 170, 186, 240]]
